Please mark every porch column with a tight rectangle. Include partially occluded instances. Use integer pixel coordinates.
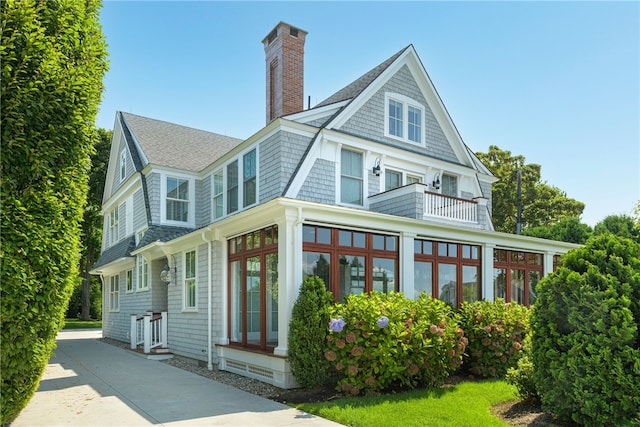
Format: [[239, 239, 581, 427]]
[[483, 243, 495, 302], [400, 232, 416, 299], [274, 208, 301, 357], [543, 251, 555, 277]]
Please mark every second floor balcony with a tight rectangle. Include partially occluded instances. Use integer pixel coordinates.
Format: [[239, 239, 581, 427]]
[[369, 183, 490, 230]]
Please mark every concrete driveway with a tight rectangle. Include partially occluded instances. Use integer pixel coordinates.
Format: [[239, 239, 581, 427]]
[[11, 329, 341, 426]]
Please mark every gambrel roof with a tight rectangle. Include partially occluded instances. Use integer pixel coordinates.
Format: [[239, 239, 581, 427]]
[[120, 112, 243, 172]]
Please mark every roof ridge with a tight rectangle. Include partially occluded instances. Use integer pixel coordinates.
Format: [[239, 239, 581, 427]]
[[119, 111, 242, 141], [314, 45, 411, 108]]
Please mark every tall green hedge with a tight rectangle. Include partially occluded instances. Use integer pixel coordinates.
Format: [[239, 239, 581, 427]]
[[288, 276, 334, 387], [0, 1, 108, 423], [531, 235, 640, 426]]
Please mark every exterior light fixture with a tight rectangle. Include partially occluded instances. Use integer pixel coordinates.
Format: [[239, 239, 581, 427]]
[[160, 256, 176, 284], [372, 158, 381, 176], [432, 173, 441, 190]]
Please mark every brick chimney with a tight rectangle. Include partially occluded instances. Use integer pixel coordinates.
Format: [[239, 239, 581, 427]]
[[262, 22, 307, 123]]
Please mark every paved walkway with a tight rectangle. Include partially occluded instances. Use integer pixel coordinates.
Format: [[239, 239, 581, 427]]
[[12, 330, 342, 426]]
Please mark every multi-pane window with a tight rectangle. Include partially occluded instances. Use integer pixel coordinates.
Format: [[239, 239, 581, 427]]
[[407, 175, 421, 185], [137, 256, 149, 291], [109, 275, 119, 311], [227, 160, 238, 214], [493, 250, 543, 306], [385, 170, 402, 191], [441, 174, 458, 197], [388, 99, 403, 138], [386, 94, 424, 144], [213, 171, 224, 219], [166, 177, 189, 222], [109, 207, 119, 245], [303, 225, 398, 301], [184, 250, 197, 309], [126, 270, 133, 293], [414, 240, 481, 307], [120, 151, 127, 181], [229, 226, 278, 351], [243, 149, 257, 207], [340, 149, 363, 205], [408, 106, 422, 143]]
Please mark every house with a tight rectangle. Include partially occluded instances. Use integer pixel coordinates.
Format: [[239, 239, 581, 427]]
[[91, 22, 578, 388]]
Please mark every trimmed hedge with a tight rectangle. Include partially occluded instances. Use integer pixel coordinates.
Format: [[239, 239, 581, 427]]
[[458, 299, 530, 378], [325, 292, 467, 396], [531, 235, 640, 426], [288, 276, 334, 387]]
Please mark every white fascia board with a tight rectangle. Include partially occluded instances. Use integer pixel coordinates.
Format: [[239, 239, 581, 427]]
[[102, 116, 123, 205], [284, 101, 348, 124], [89, 256, 135, 276], [326, 49, 412, 131]]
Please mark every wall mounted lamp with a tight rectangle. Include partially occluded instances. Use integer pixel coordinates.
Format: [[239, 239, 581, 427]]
[[160, 256, 176, 285], [372, 158, 381, 176], [432, 173, 441, 190]]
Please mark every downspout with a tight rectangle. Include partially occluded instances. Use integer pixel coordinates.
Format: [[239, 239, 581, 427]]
[[201, 230, 213, 371]]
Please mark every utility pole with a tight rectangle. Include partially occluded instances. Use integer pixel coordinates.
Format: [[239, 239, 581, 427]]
[[516, 169, 522, 235]]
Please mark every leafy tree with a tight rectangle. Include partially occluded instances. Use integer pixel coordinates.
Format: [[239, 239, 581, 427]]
[[523, 216, 592, 244], [476, 146, 584, 233], [593, 214, 640, 244], [68, 128, 111, 320], [531, 235, 640, 426], [0, 0, 108, 423]]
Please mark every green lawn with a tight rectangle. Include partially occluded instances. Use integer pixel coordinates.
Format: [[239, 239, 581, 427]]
[[297, 380, 517, 427], [63, 318, 102, 329]]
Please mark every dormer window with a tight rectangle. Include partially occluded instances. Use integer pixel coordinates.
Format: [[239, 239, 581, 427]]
[[385, 93, 424, 144], [164, 176, 191, 223]]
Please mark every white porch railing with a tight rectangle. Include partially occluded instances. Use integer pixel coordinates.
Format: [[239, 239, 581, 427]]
[[425, 191, 478, 223], [130, 311, 168, 353]]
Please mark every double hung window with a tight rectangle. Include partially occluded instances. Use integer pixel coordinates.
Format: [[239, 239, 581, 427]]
[[120, 151, 127, 181], [227, 161, 239, 214], [109, 275, 119, 311], [137, 256, 149, 291], [340, 149, 363, 205], [213, 171, 224, 219], [166, 177, 189, 222], [184, 250, 197, 309], [243, 149, 257, 207], [126, 270, 133, 293], [109, 207, 119, 245], [385, 94, 424, 144]]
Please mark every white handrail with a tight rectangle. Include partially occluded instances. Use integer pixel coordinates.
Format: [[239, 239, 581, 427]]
[[425, 192, 478, 223], [130, 311, 168, 353]]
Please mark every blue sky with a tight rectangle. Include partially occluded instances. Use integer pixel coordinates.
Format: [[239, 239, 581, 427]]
[[97, 1, 639, 227]]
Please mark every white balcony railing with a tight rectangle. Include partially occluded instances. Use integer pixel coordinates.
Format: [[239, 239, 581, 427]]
[[425, 191, 478, 223], [130, 311, 168, 353]]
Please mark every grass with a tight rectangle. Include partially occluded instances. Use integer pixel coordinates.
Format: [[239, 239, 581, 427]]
[[63, 318, 102, 329], [297, 380, 517, 427]]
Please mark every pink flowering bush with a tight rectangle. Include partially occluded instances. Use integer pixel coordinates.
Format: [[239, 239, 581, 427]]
[[458, 299, 530, 378], [325, 292, 466, 396]]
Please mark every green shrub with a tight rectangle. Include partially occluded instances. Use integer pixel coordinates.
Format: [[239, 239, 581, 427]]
[[288, 276, 335, 388], [531, 235, 640, 426], [505, 342, 538, 400], [458, 299, 530, 378], [325, 292, 466, 396]]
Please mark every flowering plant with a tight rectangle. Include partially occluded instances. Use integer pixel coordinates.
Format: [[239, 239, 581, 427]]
[[325, 291, 466, 396]]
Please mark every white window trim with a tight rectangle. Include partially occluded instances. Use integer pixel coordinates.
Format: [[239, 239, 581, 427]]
[[125, 269, 133, 293], [109, 206, 120, 246], [208, 146, 259, 222], [137, 255, 150, 292], [337, 146, 365, 207], [120, 150, 127, 181], [384, 93, 425, 145], [160, 172, 195, 226], [183, 249, 198, 312], [109, 275, 120, 312]]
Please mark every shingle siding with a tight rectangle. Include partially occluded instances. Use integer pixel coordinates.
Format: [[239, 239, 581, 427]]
[[370, 191, 424, 219], [298, 159, 336, 204], [147, 172, 161, 224], [196, 177, 210, 228], [339, 65, 458, 163], [259, 130, 313, 202], [133, 188, 147, 232]]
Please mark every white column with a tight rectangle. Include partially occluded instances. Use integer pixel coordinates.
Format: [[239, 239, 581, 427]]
[[216, 239, 229, 346], [543, 251, 555, 277], [130, 314, 137, 349], [483, 243, 495, 302], [400, 232, 416, 299], [274, 208, 301, 357]]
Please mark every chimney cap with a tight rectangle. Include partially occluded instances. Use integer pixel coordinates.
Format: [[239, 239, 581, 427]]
[[261, 21, 308, 45]]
